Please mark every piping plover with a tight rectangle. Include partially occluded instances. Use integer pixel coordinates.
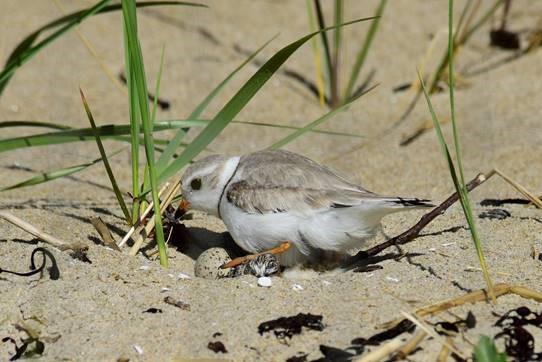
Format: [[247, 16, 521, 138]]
[[180, 150, 433, 267]]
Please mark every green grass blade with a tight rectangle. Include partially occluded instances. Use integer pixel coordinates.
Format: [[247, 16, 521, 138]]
[[0, 148, 124, 192], [122, 0, 167, 266], [473, 336, 507, 362], [229, 120, 366, 138], [330, 0, 343, 106], [418, 67, 494, 300], [155, 34, 278, 173], [305, 0, 326, 106], [313, 0, 333, 98], [123, 11, 141, 224], [447, 0, 494, 300], [80, 89, 131, 224], [141, 45, 167, 213], [0, 120, 203, 153], [0, 120, 71, 132], [0, 1, 206, 95], [268, 84, 376, 150], [156, 17, 376, 186], [448, 0, 465, 186], [343, 0, 387, 102]]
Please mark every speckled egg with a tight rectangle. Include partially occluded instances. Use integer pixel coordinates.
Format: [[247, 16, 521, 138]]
[[194, 247, 232, 279]]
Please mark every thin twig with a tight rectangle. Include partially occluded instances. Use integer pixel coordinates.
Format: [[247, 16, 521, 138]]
[[0, 211, 86, 251], [357, 170, 494, 259], [394, 330, 427, 360]]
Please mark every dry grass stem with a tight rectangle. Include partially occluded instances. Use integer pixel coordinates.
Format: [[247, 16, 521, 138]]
[[394, 329, 427, 360], [90, 216, 120, 251], [436, 336, 453, 362], [0, 210, 86, 251], [129, 181, 180, 256], [355, 336, 404, 362], [494, 168, 542, 208], [118, 182, 170, 247], [400, 311, 465, 359]]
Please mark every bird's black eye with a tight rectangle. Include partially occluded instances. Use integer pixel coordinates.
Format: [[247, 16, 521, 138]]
[[190, 178, 202, 190]]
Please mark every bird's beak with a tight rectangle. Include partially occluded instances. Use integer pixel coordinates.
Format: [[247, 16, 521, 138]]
[[180, 198, 191, 212]]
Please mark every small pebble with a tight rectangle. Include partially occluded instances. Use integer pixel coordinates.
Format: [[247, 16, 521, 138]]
[[257, 276, 272, 287], [160, 287, 171, 293], [292, 284, 304, 291], [139, 265, 150, 271], [194, 248, 231, 279], [386, 276, 400, 283]]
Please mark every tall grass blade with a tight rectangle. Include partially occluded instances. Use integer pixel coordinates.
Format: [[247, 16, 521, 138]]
[[330, 0, 343, 106], [156, 17, 376, 186], [123, 12, 141, 224], [0, 120, 71, 131], [80, 89, 131, 224], [0, 1, 206, 95], [121, 0, 167, 266], [305, 0, 326, 106], [155, 35, 277, 173], [448, 0, 495, 301], [343, 0, 387, 102], [0, 120, 203, 153], [141, 45, 167, 212], [313, 0, 333, 98], [268, 84, 376, 150], [0, 149, 123, 192]]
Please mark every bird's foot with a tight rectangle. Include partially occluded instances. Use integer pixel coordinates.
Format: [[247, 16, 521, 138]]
[[220, 241, 291, 269]]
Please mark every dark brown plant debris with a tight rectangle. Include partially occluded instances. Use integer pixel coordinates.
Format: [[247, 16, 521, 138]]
[[353, 264, 383, 273], [494, 306, 542, 361], [70, 249, 92, 264], [480, 198, 530, 207], [316, 345, 358, 362], [490, 29, 520, 50], [258, 313, 324, 339], [163, 296, 190, 311], [142, 307, 162, 314], [435, 311, 476, 336], [479, 208, 511, 220], [207, 341, 227, 353], [212, 332, 222, 338]]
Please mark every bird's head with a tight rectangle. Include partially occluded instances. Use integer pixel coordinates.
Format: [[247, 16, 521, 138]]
[[180, 154, 236, 217]]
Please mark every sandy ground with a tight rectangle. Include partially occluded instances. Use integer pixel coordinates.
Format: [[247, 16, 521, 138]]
[[1, 0, 542, 360]]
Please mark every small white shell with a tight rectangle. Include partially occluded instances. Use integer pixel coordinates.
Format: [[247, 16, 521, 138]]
[[257, 276, 272, 287], [194, 247, 231, 279]]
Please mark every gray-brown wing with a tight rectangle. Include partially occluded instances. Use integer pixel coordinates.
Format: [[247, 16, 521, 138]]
[[225, 150, 377, 214]]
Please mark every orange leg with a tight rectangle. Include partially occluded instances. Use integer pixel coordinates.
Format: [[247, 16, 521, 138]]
[[220, 241, 291, 269]]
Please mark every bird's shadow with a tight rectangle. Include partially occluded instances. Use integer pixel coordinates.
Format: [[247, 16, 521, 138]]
[[171, 226, 246, 261]]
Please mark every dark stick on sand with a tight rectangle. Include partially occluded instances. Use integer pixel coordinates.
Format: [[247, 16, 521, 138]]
[[355, 171, 494, 259]]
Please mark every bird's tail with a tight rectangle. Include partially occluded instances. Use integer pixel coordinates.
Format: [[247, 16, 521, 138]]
[[378, 197, 434, 210]]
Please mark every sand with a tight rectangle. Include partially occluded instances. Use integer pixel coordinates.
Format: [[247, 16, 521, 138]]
[[1, 0, 542, 360]]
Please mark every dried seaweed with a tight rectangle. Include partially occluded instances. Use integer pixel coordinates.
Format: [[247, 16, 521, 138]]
[[142, 307, 162, 314], [0, 247, 59, 280], [207, 341, 227, 353], [479, 208, 511, 220], [258, 313, 324, 339], [494, 306, 542, 361], [70, 249, 92, 264], [435, 311, 476, 336]]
